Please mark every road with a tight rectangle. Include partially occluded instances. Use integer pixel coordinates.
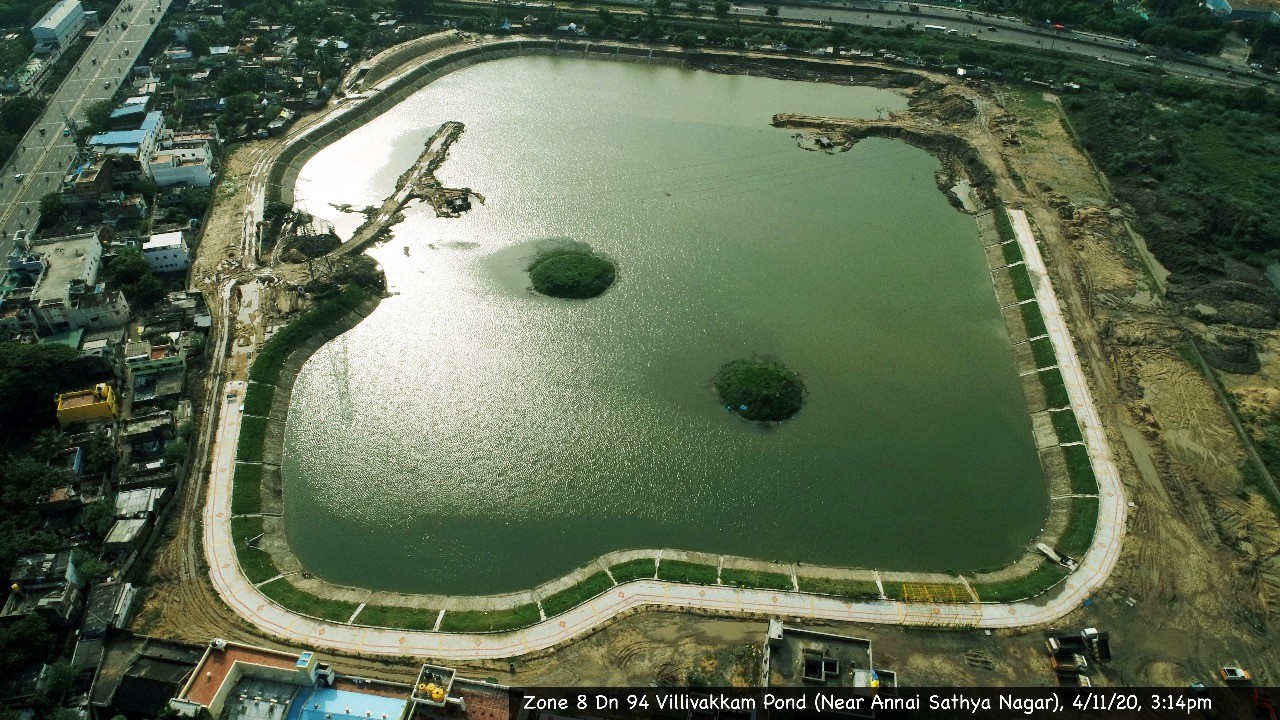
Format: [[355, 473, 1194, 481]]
[[734, 1, 1277, 88], [0, 0, 172, 258]]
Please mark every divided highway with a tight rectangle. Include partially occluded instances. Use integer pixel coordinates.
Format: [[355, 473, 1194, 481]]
[[0, 0, 172, 259]]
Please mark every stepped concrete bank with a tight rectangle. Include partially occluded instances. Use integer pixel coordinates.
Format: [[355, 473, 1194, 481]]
[[204, 36, 1126, 655]]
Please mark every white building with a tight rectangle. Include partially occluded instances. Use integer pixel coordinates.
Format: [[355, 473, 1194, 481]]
[[141, 232, 190, 273], [31, 0, 86, 53], [147, 149, 213, 187], [0, 232, 131, 336], [88, 111, 166, 170]]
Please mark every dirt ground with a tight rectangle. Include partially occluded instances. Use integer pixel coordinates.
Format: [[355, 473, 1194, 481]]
[[130, 46, 1280, 688]]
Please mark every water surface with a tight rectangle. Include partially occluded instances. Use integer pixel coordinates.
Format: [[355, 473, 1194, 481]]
[[285, 57, 1048, 595]]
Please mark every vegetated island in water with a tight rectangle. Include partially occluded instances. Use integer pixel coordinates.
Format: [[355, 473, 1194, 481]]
[[715, 358, 807, 422], [527, 248, 617, 299]]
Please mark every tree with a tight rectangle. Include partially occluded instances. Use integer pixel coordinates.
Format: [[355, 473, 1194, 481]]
[[163, 438, 189, 466], [764, 4, 779, 17], [0, 615, 53, 676], [713, 0, 731, 17], [81, 500, 115, 538], [654, 0, 671, 14], [38, 193, 66, 227], [180, 188, 211, 215], [82, 98, 115, 138], [107, 247, 166, 308], [29, 429, 67, 462], [0, 342, 110, 436], [0, 96, 43, 134], [686, 0, 701, 11]]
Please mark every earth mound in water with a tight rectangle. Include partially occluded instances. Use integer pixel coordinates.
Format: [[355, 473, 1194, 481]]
[[528, 249, 616, 299], [715, 359, 806, 422]]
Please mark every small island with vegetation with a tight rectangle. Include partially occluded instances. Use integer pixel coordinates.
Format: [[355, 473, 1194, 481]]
[[715, 358, 807, 422], [528, 248, 617, 299]]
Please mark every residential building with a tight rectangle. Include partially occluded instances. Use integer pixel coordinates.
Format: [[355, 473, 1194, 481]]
[[88, 111, 166, 170], [104, 517, 150, 557], [80, 580, 138, 639], [56, 383, 118, 424], [148, 150, 214, 187], [0, 233, 131, 336], [1230, 8, 1280, 22], [31, 0, 86, 53], [141, 231, 191, 271], [1, 551, 86, 626]]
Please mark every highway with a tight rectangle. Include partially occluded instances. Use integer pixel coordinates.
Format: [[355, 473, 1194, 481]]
[[0, 0, 172, 260], [732, 0, 1277, 88]]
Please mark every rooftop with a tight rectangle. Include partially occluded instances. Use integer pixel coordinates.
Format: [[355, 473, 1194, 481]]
[[145, 231, 185, 251], [182, 645, 304, 707], [58, 385, 109, 409], [32, 234, 100, 305], [286, 686, 407, 720], [34, 0, 82, 30]]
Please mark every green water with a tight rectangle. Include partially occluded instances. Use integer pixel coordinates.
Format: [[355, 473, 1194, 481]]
[[284, 57, 1048, 595]]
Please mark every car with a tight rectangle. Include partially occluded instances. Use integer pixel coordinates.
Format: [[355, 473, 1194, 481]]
[[62, 128, 71, 137], [1144, 55, 1157, 60], [986, 25, 996, 30], [13, 173, 23, 181], [103, 80, 109, 87]]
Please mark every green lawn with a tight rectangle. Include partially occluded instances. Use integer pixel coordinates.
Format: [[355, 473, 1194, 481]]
[[242, 382, 276, 416], [1030, 337, 1057, 369], [259, 579, 359, 623], [236, 415, 269, 464], [1001, 240, 1023, 265], [354, 604, 440, 630], [1057, 497, 1099, 559], [971, 562, 1069, 603], [797, 577, 882, 599], [437, 604, 542, 633], [1051, 409, 1085, 445], [609, 558, 656, 583], [1019, 301, 1048, 338], [994, 204, 1018, 244], [1038, 368, 1071, 408], [656, 560, 720, 585], [719, 568, 793, 591], [231, 463, 263, 515], [541, 572, 615, 618], [1008, 264, 1035, 302], [230, 516, 276, 584], [1063, 444, 1098, 494]]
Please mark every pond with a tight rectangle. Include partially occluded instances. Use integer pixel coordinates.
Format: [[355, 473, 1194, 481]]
[[284, 56, 1048, 595]]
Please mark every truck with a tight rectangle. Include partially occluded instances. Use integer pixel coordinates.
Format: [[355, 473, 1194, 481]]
[[924, 24, 947, 32]]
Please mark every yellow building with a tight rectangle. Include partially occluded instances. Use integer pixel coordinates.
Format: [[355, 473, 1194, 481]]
[[55, 384, 117, 425]]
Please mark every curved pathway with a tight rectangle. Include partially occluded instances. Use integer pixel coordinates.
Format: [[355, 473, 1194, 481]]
[[201, 205, 1126, 659]]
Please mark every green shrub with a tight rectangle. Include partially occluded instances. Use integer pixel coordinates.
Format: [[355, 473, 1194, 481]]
[[1051, 410, 1084, 445], [250, 286, 369, 385], [1001, 240, 1022, 265], [715, 358, 806, 422], [528, 250, 616, 299]]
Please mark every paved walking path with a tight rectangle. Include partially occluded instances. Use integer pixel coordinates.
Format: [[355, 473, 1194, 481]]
[[202, 210, 1127, 659]]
